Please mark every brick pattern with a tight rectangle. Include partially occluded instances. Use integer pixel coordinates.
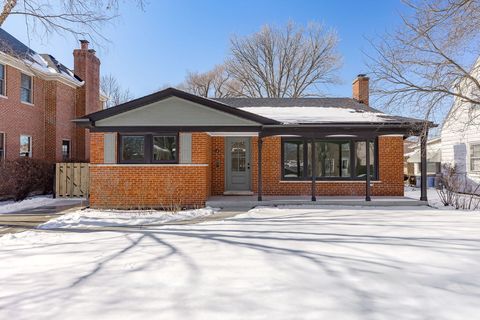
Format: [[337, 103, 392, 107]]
[[212, 135, 404, 197], [0, 42, 100, 163], [89, 132, 213, 208], [89, 165, 210, 208], [211, 137, 225, 195], [0, 65, 46, 160], [353, 76, 369, 105]]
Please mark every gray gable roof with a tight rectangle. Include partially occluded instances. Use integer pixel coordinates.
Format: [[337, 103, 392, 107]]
[[215, 97, 383, 113]]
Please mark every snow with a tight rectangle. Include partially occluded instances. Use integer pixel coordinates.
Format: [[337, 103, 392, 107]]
[[39, 207, 218, 229], [405, 186, 446, 208], [239, 106, 389, 124], [1, 206, 480, 319], [0, 196, 83, 214]]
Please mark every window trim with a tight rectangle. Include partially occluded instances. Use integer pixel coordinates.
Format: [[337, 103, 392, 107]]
[[61, 139, 71, 161], [469, 142, 480, 174], [20, 134, 32, 158], [20, 73, 33, 105], [0, 131, 5, 160], [118, 133, 179, 164], [281, 137, 378, 181]]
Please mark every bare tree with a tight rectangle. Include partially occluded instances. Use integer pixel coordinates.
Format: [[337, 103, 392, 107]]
[[226, 22, 341, 98], [101, 73, 132, 108], [180, 65, 240, 98], [367, 0, 480, 127], [0, 0, 145, 44]]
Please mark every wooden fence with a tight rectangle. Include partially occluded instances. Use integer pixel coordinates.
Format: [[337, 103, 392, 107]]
[[55, 163, 89, 198]]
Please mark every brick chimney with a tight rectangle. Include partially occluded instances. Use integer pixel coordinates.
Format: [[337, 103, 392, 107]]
[[352, 74, 369, 105], [74, 39, 100, 161]]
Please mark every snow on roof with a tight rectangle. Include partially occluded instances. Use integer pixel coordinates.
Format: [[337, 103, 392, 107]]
[[238, 106, 395, 124], [0, 28, 82, 85]]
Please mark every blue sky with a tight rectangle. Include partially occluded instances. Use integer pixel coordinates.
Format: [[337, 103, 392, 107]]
[[3, 0, 407, 100]]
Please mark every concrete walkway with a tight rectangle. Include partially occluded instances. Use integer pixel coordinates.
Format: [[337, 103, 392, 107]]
[[0, 201, 85, 235]]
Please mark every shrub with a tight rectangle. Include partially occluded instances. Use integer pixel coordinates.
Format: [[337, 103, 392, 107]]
[[437, 164, 480, 210], [0, 158, 54, 201]]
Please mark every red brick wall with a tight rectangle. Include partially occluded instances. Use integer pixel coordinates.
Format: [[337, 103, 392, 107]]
[[89, 132, 213, 208], [0, 65, 46, 160], [0, 43, 97, 163], [211, 135, 404, 197]]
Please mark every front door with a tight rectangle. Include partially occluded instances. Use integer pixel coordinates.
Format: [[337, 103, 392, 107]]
[[226, 137, 251, 191]]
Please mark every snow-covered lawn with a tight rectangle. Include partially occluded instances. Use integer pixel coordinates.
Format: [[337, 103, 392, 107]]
[[39, 207, 218, 229], [0, 196, 85, 214], [1, 206, 480, 319]]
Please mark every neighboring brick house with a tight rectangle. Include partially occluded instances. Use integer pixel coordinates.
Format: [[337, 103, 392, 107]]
[[0, 28, 103, 163], [77, 75, 435, 209]]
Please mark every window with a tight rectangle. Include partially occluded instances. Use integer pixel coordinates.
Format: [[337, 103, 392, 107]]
[[0, 64, 5, 96], [20, 135, 32, 157], [0, 132, 5, 159], [20, 73, 32, 103], [470, 144, 480, 173], [119, 134, 178, 164], [62, 140, 71, 161], [281, 138, 377, 180], [354, 141, 376, 178], [283, 140, 304, 178], [307, 141, 351, 178], [153, 135, 176, 162]]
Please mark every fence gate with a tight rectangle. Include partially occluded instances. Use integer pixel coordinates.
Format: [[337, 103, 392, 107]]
[[55, 163, 89, 198]]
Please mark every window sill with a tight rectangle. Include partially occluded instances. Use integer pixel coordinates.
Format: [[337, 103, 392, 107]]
[[280, 180, 382, 184], [0, 94, 7, 100], [21, 101, 34, 107]]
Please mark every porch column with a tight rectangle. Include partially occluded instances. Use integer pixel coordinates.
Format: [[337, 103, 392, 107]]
[[311, 138, 316, 201], [365, 139, 371, 201], [420, 129, 428, 201], [257, 136, 263, 201]]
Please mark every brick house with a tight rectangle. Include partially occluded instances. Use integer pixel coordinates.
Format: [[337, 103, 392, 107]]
[[0, 28, 103, 163], [76, 75, 435, 209]]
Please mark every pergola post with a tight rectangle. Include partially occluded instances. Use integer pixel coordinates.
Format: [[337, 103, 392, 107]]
[[420, 129, 428, 201], [257, 136, 263, 201], [311, 138, 316, 201], [365, 139, 371, 201]]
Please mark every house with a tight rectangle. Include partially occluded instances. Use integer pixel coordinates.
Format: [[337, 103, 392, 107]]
[[0, 28, 103, 162], [76, 75, 435, 208], [405, 137, 442, 186], [440, 58, 480, 193]]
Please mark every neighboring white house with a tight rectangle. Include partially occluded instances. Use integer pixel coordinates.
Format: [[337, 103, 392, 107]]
[[406, 137, 442, 175], [440, 58, 480, 192]]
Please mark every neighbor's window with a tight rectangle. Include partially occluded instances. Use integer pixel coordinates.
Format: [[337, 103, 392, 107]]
[[119, 134, 178, 164], [153, 135, 177, 162], [282, 138, 377, 180], [121, 135, 145, 162], [20, 73, 33, 103], [62, 140, 71, 161], [20, 135, 32, 157], [0, 64, 5, 96], [0, 132, 5, 159], [470, 144, 480, 173]]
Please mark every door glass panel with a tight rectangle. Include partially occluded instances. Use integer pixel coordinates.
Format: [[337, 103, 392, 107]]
[[231, 141, 246, 172]]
